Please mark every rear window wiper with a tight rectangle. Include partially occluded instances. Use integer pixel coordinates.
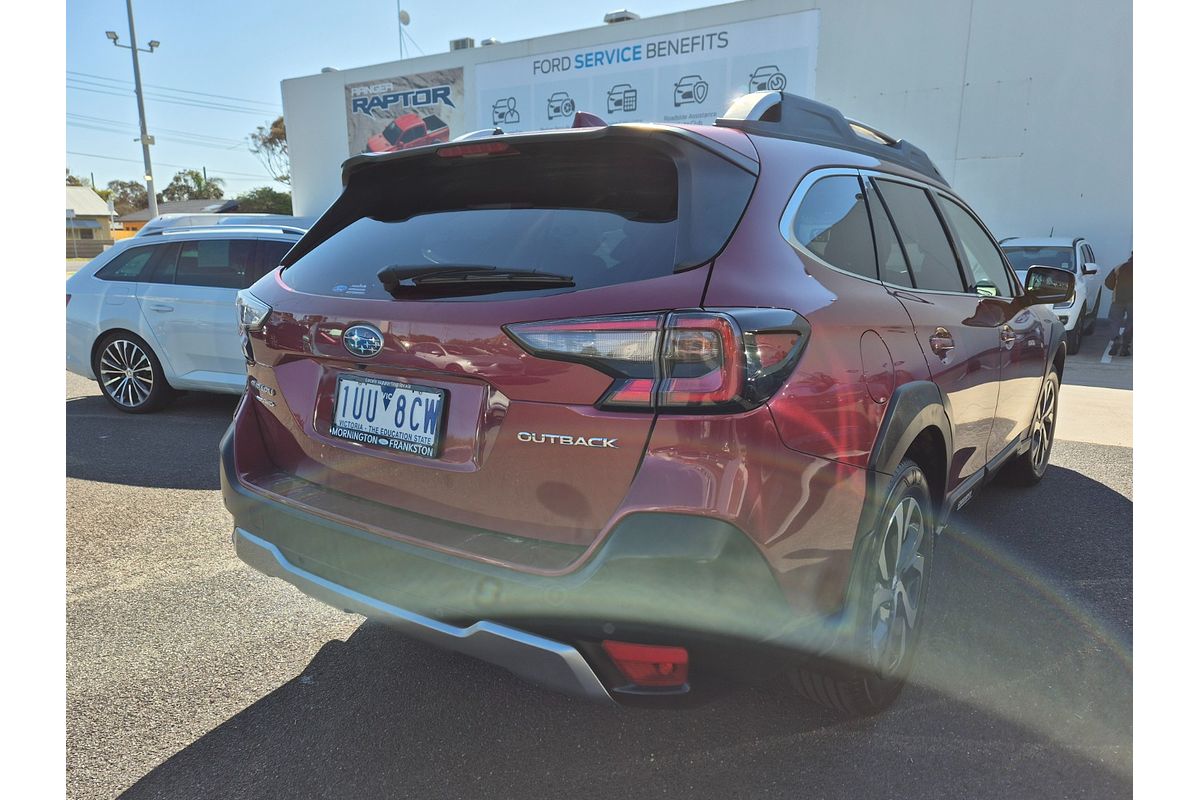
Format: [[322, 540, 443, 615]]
[[378, 264, 574, 296]]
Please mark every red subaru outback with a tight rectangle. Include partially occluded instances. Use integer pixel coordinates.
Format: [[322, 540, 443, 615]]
[[223, 92, 1073, 714]]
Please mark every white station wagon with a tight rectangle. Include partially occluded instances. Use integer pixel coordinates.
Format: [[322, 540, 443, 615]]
[[66, 220, 304, 412]]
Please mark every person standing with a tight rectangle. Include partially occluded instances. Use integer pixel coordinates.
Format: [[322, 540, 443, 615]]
[[1105, 252, 1133, 356]]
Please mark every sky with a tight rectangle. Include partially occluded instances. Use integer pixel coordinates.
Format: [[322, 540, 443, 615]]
[[65, 0, 726, 197]]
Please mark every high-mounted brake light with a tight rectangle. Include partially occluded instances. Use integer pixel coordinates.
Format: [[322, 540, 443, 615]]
[[504, 308, 809, 412], [602, 640, 689, 688], [436, 141, 516, 158]]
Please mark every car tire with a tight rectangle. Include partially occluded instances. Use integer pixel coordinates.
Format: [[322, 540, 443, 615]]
[[788, 459, 936, 716], [1001, 369, 1060, 486], [1065, 323, 1081, 355], [92, 331, 175, 414]]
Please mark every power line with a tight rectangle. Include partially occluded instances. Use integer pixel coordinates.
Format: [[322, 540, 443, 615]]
[[67, 150, 274, 180], [67, 83, 276, 117], [67, 121, 245, 151], [66, 69, 280, 110], [402, 28, 426, 56], [67, 113, 245, 146]]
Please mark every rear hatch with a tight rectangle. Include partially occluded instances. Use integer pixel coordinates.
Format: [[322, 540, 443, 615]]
[[249, 127, 757, 557]]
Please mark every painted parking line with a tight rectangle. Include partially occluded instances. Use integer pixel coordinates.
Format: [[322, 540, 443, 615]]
[[1100, 340, 1114, 364]]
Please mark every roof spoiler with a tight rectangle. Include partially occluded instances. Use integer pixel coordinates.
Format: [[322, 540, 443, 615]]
[[716, 91, 947, 185]]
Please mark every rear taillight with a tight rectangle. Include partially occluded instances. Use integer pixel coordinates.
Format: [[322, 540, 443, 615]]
[[505, 308, 809, 412]]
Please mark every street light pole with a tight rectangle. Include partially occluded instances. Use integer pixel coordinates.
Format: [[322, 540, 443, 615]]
[[107, 0, 160, 218]]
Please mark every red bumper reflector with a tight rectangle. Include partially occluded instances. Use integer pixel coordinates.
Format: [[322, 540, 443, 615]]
[[601, 640, 689, 687]]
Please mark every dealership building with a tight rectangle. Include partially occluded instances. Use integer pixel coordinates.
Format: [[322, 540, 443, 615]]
[[282, 0, 1131, 302]]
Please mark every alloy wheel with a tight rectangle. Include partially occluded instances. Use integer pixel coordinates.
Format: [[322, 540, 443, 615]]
[[868, 495, 926, 677], [99, 338, 155, 409], [1029, 376, 1057, 471]]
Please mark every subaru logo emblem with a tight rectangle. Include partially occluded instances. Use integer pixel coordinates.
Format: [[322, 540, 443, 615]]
[[344, 324, 384, 358]]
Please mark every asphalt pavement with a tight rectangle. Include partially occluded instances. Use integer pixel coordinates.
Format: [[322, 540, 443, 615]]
[[66, 345, 1132, 799]]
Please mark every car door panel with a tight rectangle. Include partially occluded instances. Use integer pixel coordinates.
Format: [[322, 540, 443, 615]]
[[991, 304, 1049, 453], [867, 177, 1003, 491], [892, 290, 1003, 488], [137, 238, 257, 388], [933, 193, 1047, 461]]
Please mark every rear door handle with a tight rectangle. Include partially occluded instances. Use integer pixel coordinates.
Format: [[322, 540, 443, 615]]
[[149, 304, 174, 313], [929, 327, 955, 358], [1000, 325, 1016, 350]]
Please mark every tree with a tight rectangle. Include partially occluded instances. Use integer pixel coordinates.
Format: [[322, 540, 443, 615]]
[[248, 115, 289, 185], [66, 169, 85, 186], [237, 186, 293, 215], [106, 180, 148, 216], [161, 169, 226, 202]]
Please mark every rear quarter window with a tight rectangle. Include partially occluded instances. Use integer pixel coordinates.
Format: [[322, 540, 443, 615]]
[[94, 246, 158, 282], [789, 175, 878, 280]]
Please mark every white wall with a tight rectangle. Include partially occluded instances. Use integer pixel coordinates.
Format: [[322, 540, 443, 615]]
[[283, 0, 1131, 304]]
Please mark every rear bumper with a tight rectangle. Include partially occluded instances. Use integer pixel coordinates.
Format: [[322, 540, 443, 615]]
[[220, 402, 819, 699], [234, 526, 614, 703]]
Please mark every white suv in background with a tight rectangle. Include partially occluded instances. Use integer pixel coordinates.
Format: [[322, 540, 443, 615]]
[[1000, 236, 1102, 354], [65, 222, 304, 412]]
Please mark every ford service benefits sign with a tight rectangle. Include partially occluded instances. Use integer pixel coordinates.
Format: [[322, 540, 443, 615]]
[[474, 10, 818, 131]]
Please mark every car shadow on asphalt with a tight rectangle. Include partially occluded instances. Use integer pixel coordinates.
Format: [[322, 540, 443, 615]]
[[66, 392, 239, 490], [116, 453, 1132, 799]]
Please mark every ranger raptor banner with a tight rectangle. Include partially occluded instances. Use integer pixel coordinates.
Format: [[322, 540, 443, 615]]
[[345, 67, 464, 156]]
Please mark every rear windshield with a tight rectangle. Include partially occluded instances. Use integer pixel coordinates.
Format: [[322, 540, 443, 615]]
[[1002, 246, 1074, 273], [280, 136, 755, 301]]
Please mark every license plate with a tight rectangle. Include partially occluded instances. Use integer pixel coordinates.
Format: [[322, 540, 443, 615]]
[[329, 375, 446, 459]]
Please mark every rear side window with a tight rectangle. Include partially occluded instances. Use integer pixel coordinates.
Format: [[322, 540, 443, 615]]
[[874, 180, 965, 293], [936, 197, 1014, 297], [280, 137, 756, 301], [95, 246, 157, 282], [257, 240, 293, 276], [790, 175, 877, 279], [173, 239, 258, 289]]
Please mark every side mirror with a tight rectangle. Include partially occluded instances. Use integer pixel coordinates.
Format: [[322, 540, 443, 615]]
[[1022, 265, 1076, 306], [1082, 262, 1098, 275]]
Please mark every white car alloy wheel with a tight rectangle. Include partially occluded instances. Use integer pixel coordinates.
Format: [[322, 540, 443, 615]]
[[99, 338, 155, 408], [93, 333, 173, 413]]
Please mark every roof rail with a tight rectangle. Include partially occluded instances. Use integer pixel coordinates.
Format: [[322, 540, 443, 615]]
[[716, 92, 947, 186], [144, 224, 308, 237]]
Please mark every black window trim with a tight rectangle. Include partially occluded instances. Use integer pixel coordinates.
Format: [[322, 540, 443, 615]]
[[872, 175, 970, 295], [865, 177, 917, 288], [779, 165, 1025, 299], [859, 168, 1025, 299]]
